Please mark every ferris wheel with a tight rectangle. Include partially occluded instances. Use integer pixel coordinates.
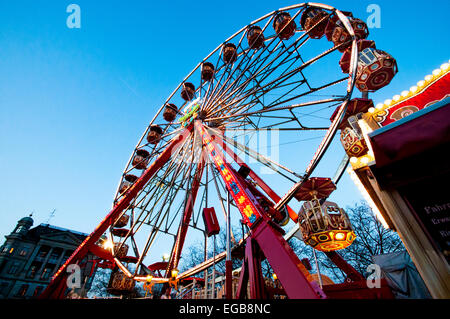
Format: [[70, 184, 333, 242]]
[[41, 3, 397, 299]]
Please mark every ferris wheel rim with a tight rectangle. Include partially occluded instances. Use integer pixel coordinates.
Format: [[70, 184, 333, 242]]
[[108, 2, 361, 284], [111, 2, 358, 202]]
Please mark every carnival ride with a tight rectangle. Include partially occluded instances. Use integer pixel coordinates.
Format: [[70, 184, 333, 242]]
[[40, 3, 400, 299]]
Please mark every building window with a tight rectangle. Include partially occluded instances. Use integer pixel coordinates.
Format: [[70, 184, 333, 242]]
[[62, 250, 74, 262], [27, 264, 41, 279], [40, 267, 52, 280], [0, 282, 9, 296], [50, 248, 62, 261], [33, 286, 43, 298], [16, 284, 29, 297], [2, 245, 15, 255], [15, 226, 26, 233], [37, 246, 50, 259], [8, 262, 20, 275]]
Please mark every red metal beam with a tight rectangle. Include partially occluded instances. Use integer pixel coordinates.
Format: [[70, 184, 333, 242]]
[[251, 219, 325, 299], [236, 256, 249, 299], [211, 129, 363, 287], [246, 238, 267, 299], [324, 251, 365, 282], [225, 260, 233, 299], [147, 261, 168, 272], [197, 121, 325, 299], [211, 130, 299, 222], [166, 151, 206, 276], [39, 127, 192, 299], [89, 245, 115, 262], [196, 121, 262, 228]]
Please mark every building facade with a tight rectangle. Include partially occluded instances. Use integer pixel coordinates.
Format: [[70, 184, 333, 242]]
[[0, 215, 98, 299]]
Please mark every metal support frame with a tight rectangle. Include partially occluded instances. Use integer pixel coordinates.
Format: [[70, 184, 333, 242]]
[[211, 128, 299, 222], [324, 252, 366, 282], [196, 120, 325, 299], [236, 237, 267, 299], [39, 127, 193, 299]]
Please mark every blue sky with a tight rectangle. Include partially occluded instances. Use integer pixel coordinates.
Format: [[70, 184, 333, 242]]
[[0, 0, 449, 243]]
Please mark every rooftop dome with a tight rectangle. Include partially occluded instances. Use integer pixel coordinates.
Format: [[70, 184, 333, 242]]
[[19, 214, 34, 226]]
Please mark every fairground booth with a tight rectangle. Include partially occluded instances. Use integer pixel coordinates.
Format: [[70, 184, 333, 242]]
[[347, 62, 450, 298]]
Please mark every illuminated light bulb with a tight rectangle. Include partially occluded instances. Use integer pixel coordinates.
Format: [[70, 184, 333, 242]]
[[146, 275, 153, 282], [410, 86, 418, 93], [272, 273, 278, 280], [425, 75, 433, 82], [376, 103, 384, 109], [350, 157, 358, 164], [335, 232, 346, 240], [384, 99, 392, 106], [417, 80, 425, 87], [347, 168, 390, 229], [432, 69, 441, 76], [171, 268, 179, 278], [440, 63, 449, 71], [102, 239, 114, 250], [393, 95, 401, 102], [162, 253, 170, 261], [368, 107, 375, 113], [361, 156, 370, 164], [401, 90, 409, 97]]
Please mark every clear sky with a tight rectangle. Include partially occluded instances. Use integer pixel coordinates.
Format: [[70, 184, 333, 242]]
[[1, 0, 449, 243]]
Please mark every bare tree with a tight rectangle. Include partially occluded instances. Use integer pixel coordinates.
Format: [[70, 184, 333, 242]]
[[173, 201, 406, 288], [87, 268, 113, 298], [87, 266, 145, 299]]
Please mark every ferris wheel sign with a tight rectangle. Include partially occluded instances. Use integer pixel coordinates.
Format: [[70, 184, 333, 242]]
[[196, 121, 262, 227]]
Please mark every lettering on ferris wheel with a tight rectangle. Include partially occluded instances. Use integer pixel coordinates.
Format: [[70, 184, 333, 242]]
[[198, 123, 259, 226]]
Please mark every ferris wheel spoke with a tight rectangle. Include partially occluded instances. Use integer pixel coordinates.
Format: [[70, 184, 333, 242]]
[[114, 135, 195, 260], [205, 36, 308, 117], [216, 129, 302, 181], [205, 29, 311, 115], [166, 152, 206, 274], [116, 136, 192, 233], [203, 45, 264, 111], [201, 17, 279, 112], [223, 90, 341, 127], [128, 133, 194, 209], [137, 143, 199, 228], [129, 153, 198, 273], [210, 41, 347, 122], [208, 97, 344, 125], [203, 27, 303, 114]]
